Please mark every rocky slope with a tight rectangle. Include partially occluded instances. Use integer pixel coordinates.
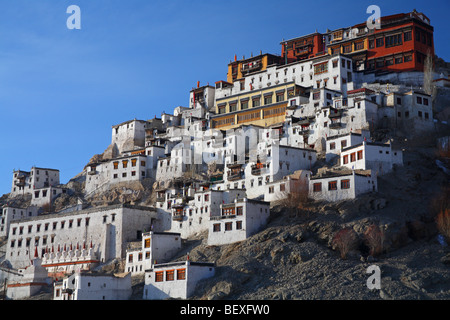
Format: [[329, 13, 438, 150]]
[[146, 140, 450, 300]]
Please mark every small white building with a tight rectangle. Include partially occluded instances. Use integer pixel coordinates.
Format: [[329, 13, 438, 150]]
[[30, 185, 67, 207], [0, 205, 39, 237], [125, 231, 181, 275], [6, 249, 52, 300], [143, 260, 215, 300], [207, 198, 270, 246], [325, 130, 371, 162], [111, 119, 147, 155], [11, 167, 60, 196], [53, 271, 132, 300], [309, 169, 377, 202], [340, 141, 403, 176], [85, 154, 151, 195]]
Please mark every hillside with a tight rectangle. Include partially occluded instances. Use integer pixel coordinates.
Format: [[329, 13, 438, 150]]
[[132, 138, 450, 300]]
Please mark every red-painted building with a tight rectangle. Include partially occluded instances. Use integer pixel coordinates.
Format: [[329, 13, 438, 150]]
[[281, 32, 325, 64], [363, 10, 434, 72]]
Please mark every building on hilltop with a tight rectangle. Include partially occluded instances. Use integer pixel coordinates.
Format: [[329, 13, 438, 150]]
[[11, 167, 60, 196]]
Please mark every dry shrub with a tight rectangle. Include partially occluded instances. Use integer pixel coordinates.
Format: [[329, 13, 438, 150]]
[[364, 224, 384, 257], [436, 208, 450, 244], [332, 227, 359, 259], [279, 178, 309, 217], [42, 202, 52, 213]]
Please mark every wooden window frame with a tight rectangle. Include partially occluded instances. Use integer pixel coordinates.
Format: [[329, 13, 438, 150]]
[[328, 181, 337, 191], [155, 271, 164, 282], [341, 179, 350, 189]]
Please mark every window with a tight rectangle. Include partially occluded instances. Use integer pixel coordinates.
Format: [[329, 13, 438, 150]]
[[357, 150, 363, 160], [144, 238, 150, 248], [177, 269, 186, 280], [264, 95, 272, 105], [417, 96, 422, 104], [330, 142, 336, 150], [328, 181, 337, 191], [341, 179, 350, 189], [276, 93, 284, 102], [404, 54, 412, 62], [314, 62, 328, 75], [313, 183, 322, 192], [404, 31, 412, 41], [128, 254, 133, 263], [350, 153, 356, 162], [131, 159, 137, 167], [423, 98, 429, 106], [313, 92, 320, 100], [343, 45, 351, 53], [113, 162, 119, 170], [395, 57, 403, 64], [343, 155, 349, 164], [376, 38, 384, 47], [369, 39, 375, 49], [213, 224, 221, 232], [236, 207, 243, 215], [155, 271, 164, 282], [252, 98, 260, 107], [225, 222, 232, 231], [165, 270, 175, 281], [236, 221, 242, 230], [385, 34, 402, 47], [241, 100, 249, 110], [269, 186, 274, 194]]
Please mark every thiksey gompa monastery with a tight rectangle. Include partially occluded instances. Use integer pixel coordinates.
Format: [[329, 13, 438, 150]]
[[0, 10, 448, 300]]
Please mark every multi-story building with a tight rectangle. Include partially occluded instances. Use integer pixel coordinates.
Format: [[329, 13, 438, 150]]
[[207, 198, 270, 246], [125, 231, 181, 275], [340, 141, 403, 176], [309, 169, 377, 202], [326, 10, 434, 73], [53, 271, 132, 300], [11, 167, 60, 196], [5, 204, 158, 270], [143, 260, 215, 300]]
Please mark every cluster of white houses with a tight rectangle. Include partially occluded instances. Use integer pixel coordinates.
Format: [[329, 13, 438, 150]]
[[2, 9, 445, 300]]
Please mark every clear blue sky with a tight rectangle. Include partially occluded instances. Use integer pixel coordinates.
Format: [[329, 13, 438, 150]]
[[0, 0, 449, 195]]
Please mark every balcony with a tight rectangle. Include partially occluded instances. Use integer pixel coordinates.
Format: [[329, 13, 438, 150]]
[[251, 163, 267, 175], [329, 121, 342, 129], [329, 108, 343, 118], [14, 180, 25, 187], [241, 61, 262, 74], [210, 174, 224, 184], [210, 214, 237, 221], [228, 171, 243, 181], [172, 214, 185, 222]]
